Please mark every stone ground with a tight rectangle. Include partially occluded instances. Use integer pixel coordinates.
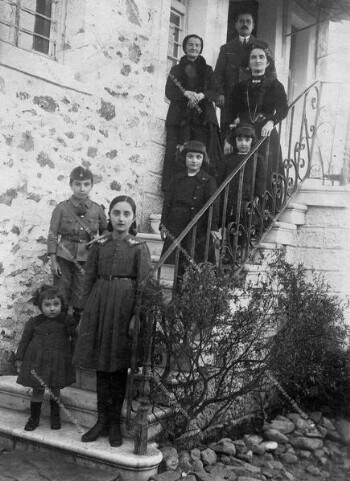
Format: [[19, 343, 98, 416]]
[[151, 412, 350, 481], [0, 443, 121, 481]]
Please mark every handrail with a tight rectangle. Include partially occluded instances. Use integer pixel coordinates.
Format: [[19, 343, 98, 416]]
[[154, 137, 266, 271]]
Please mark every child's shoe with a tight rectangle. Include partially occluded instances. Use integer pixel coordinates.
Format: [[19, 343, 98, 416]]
[[50, 399, 61, 430], [24, 402, 42, 431]]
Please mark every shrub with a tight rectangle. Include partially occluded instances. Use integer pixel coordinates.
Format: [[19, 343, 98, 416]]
[[150, 262, 278, 445], [268, 251, 350, 416]]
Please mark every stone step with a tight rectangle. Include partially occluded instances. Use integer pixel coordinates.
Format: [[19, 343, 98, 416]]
[[0, 406, 161, 481], [137, 233, 163, 260], [0, 376, 168, 441]]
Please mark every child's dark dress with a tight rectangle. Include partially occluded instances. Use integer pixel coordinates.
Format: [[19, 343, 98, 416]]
[[73, 234, 152, 372], [161, 169, 219, 266], [16, 313, 77, 388], [219, 152, 267, 222]]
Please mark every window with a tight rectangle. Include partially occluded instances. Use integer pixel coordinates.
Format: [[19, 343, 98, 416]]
[[0, 0, 63, 58], [167, 0, 187, 72]]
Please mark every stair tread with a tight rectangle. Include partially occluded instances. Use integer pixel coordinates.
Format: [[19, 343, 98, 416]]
[[0, 376, 169, 425], [0, 406, 161, 468]]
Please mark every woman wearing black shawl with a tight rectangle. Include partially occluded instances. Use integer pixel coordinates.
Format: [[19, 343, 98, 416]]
[[162, 34, 223, 192]]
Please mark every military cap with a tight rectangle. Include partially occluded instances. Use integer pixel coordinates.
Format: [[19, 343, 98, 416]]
[[69, 166, 93, 182]]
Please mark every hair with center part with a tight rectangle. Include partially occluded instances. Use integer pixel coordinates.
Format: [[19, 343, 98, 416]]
[[33, 285, 65, 312], [179, 140, 210, 168], [182, 34, 204, 54], [108, 195, 137, 235], [247, 43, 275, 69]]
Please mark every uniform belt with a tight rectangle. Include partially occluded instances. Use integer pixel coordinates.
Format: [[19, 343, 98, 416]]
[[98, 275, 135, 281], [61, 235, 89, 243]]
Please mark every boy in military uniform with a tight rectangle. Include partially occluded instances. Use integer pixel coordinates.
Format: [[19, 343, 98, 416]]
[[47, 166, 108, 322]]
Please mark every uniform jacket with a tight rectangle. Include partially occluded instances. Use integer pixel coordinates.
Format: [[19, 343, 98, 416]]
[[165, 55, 220, 127], [47, 196, 108, 262], [80, 233, 153, 307]]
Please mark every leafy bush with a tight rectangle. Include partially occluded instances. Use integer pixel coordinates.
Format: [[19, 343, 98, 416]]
[[145, 251, 349, 446], [151, 262, 277, 444], [268, 252, 350, 416]]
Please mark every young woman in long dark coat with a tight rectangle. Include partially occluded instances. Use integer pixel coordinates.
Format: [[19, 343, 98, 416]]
[[162, 34, 224, 191], [73, 196, 152, 447], [160, 141, 220, 280], [228, 43, 288, 196]]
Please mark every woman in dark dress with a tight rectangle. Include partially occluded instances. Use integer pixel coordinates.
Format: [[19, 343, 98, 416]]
[[162, 34, 224, 191], [228, 43, 288, 196]]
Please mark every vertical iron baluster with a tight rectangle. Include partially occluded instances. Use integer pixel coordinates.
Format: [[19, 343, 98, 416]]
[[173, 247, 180, 294], [190, 224, 197, 259], [218, 184, 229, 275], [232, 167, 245, 266], [247, 152, 258, 248], [204, 205, 213, 262]]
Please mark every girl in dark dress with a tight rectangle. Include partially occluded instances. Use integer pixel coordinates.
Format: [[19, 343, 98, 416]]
[[73, 196, 152, 447], [228, 43, 288, 194], [162, 34, 224, 191], [15, 285, 77, 431], [160, 141, 221, 279], [219, 123, 265, 223]]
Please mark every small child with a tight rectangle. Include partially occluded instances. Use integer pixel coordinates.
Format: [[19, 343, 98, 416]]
[[15, 285, 78, 431], [160, 140, 220, 279], [47, 166, 108, 324], [219, 123, 266, 222], [73, 195, 153, 447]]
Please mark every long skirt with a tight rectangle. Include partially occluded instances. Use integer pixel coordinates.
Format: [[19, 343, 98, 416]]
[[73, 278, 136, 372]]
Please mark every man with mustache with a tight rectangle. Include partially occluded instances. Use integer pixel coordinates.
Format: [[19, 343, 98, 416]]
[[214, 10, 275, 138]]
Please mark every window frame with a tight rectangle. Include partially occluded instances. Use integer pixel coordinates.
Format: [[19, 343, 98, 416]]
[[0, 0, 66, 60], [167, 0, 187, 71]]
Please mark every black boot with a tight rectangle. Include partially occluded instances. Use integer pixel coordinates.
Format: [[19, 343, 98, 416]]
[[50, 399, 61, 430], [81, 371, 109, 443], [81, 413, 109, 442], [109, 369, 127, 447], [109, 420, 122, 447], [24, 402, 42, 431]]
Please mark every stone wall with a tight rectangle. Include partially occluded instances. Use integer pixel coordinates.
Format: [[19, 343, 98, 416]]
[[0, 0, 171, 373], [293, 181, 350, 303]]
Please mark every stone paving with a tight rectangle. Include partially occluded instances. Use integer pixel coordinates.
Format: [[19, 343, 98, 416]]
[[0, 443, 121, 481]]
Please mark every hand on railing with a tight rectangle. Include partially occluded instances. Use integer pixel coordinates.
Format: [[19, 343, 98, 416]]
[[261, 120, 274, 137]]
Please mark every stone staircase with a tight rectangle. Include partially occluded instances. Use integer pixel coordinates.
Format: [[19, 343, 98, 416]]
[[0, 375, 162, 480]]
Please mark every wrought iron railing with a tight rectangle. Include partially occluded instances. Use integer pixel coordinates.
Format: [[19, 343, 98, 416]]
[[131, 80, 325, 454], [156, 80, 322, 283]]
